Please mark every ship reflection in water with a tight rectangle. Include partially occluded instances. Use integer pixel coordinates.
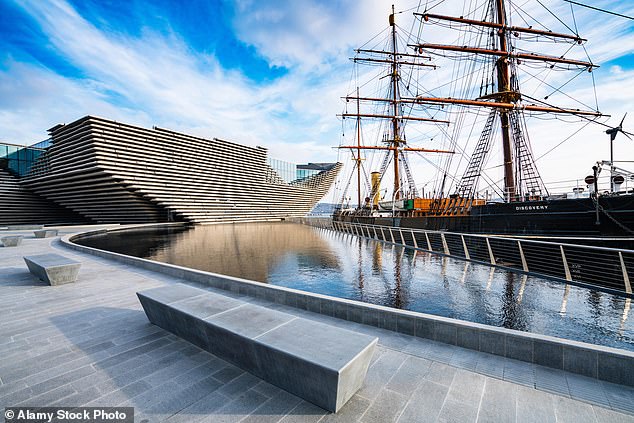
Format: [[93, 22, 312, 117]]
[[76, 222, 634, 351]]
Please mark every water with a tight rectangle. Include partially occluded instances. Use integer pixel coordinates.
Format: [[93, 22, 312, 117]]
[[75, 222, 634, 351]]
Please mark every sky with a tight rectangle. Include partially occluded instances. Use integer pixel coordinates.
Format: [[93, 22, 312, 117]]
[[1, 0, 633, 198]]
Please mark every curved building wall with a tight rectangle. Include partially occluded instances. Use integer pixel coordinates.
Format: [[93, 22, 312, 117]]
[[22, 116, 341, 224], [0, 169, 84, 225]]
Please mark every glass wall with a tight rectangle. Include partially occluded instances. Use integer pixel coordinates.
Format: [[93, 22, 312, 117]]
[[0, 141, 48, 177], [296, 168, 320, 181], [268, 157, 297, 183], [268, 158, 327, 183]]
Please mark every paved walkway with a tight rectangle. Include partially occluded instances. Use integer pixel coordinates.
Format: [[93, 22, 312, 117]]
[[1, 226, 633, 422]]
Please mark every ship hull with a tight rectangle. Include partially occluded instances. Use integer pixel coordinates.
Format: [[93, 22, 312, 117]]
[[338, 196, 634, 247]]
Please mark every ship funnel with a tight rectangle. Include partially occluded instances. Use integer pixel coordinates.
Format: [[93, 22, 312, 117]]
[[371, 172, 381, 208]]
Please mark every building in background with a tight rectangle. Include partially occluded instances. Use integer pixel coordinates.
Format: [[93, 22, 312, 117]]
[[1, 116, 340, 225]]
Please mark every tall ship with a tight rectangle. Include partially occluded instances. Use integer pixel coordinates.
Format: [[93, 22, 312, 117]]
[[334, 1, 634, 242]]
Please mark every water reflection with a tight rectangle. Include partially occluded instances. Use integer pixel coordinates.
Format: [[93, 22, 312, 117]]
[[154, 223, 341, 283], [76, 222, 634, 351]]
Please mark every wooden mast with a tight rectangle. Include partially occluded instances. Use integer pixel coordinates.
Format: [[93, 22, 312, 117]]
[[410, 1, 601, 202], [355, 87, 362, 208], [389, 5, 401, 200], [495, 0, 515, 201], [339, 6, 452, 209]]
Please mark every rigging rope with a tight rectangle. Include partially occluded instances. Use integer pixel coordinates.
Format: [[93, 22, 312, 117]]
[[563, 1, 634, 21]]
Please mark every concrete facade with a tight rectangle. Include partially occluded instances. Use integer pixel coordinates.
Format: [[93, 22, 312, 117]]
[[0, 169, 81, 226], [16, 116, 341, 224]]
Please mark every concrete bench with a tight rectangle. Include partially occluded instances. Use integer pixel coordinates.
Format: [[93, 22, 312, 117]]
[[1, 235, 23, 247], [23, 253, 81, 286], [34, 229, 59, 238], [137, 284, 377, 412]]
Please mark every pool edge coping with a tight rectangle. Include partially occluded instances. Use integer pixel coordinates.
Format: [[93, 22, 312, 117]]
[[60, 223, 634, 387]]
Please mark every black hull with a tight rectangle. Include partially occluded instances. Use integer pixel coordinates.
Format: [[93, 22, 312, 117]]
[[340, 195, 634, 248]]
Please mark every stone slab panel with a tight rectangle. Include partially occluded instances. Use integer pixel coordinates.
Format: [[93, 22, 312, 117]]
[[563, 346, 598, 378], [255, 318, 377, 412], [205, 303, 295, 339], [172, 292, 243, 320], [137, 284, 206, 305]]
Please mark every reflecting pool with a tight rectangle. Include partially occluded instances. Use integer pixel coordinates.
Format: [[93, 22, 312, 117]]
[[75, 222, 634, 351]]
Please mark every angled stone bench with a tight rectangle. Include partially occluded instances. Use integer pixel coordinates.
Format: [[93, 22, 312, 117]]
[[34, 229, 59, 238], [137, 284, 377, 412], [23, 253, 81, 286], [1, 235, 23, 247]]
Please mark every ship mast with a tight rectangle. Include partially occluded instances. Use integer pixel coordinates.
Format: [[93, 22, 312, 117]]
[[339, 6, 452, 207], [355, 87, 362, 208], [411, 0, 602, 202], [389, 6, 402, 200], [495, 0, 515, 201]]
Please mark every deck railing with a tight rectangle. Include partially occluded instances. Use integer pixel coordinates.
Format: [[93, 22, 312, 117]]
[[301, 217, 634, 297]]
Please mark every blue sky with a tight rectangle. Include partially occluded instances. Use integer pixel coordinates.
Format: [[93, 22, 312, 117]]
[[0, 0, 390, 164], [1, 0, 633, 190]]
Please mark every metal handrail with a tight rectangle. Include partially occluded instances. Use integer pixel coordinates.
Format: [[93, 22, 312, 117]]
[[302, 217, 634, 297]]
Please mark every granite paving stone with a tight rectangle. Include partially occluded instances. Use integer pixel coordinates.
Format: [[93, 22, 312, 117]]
[[1, 226, 633, 423], [396, 380, 449, 423], [424, 362, 458, 387], [49, 385, 100, 407], [445, 369, 486, 405], [85, 379, 153, 407], [504, 359, 536, 387], [553, 395, 599, 423], [385, 355, 431, 395], [320, 395, 371, 423], [474, 353, 505, 379], [515, 385, 556, 423], [593, 407, 634, 423], [360, 388, 408, 423], [476, 378, 518, 423], [437, 398, 479, 423], [216, 372, 262, 397], [199, 388, 268, 423], [252, 381, 285, 399], [135, 376, 223, 423], [566, 373, 610, 406], [535, 366, 570, 396], [240, 389, 303, 423], [161, 391, 230, 423], [356, 348, 406, 401]]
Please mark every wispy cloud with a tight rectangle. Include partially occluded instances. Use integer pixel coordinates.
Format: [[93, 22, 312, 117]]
[[0, 0, 372, 162], [0, 0, 633, 194]]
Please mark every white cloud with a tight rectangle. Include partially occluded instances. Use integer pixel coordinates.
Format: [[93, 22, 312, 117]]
[[611, 65, 624, 75], [230, 0, 388, 70], [0, 0, 350, 163], [0, 0, 633, 198], [0, 59, 149, 143]]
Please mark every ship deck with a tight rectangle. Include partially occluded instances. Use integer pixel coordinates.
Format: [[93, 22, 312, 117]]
[[1, 225, 633, 422]]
